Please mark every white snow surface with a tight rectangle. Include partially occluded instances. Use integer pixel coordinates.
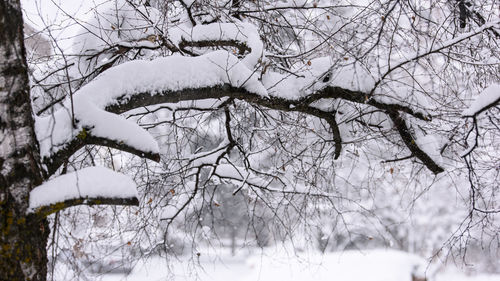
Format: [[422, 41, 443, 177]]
[[91, 248, 500, 281], [241, 249, 427, 281], [463, 84, 500, 116], [28, 166, 138, 212]]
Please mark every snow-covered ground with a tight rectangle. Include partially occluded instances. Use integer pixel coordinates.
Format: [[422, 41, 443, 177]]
[[94, 248, 500, 281]]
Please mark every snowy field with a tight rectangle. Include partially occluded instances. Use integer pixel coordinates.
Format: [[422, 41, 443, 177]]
[[91, 249, 500, 281]]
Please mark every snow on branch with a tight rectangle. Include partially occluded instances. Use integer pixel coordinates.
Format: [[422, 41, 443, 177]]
[[37, 7, 443, 175], [462, 84, 500, 117], [99, 70, 442, 174], [35, 98, 161, 175], [170, 22, 263, 68], [81, 67, 442, 175], [72, 2, 263, 68], [36, 50, 267, 175], [28, 167, 139, 217]]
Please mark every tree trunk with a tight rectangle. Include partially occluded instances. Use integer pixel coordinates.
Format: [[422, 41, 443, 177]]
[[0, 0, 49, 280]]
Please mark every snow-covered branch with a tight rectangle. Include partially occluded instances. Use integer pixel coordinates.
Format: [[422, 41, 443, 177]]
[[104, 79, 442, 173], [28, 167, 139, 217], [170, 22, 263, 68], [37, 46, 444, 175], [462, 84, 500, 117]]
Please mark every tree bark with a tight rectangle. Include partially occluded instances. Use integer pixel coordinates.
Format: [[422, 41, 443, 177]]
[[0, 0, 49, 280]]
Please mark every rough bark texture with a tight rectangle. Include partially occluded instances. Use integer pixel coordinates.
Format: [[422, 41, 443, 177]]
[[0, 0, 49, 280]]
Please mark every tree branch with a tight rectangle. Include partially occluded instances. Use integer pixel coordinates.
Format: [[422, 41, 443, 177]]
[[105, 84, 442, 173], [387, 111, 444, 174], [43, 128, 160, 176], [309, 86, 430, 121], [31, 197, 139, 218], [178, 39, 251, 55], [29, 166, 140, 217]]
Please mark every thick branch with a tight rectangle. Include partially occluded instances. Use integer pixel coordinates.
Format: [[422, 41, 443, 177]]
[[43, 128, 160, 176], [31, 197, 139, 218], [29, 166, 140, 217], [388, 111, 444, 174], [310, 86, 430, 120], [301, 108, 342, 159], [106, 84, 441, 173], [178, 39, 251, 55]]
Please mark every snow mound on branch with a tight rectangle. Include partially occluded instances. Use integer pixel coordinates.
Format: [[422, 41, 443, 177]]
[[170, 22, 263, 68], [72, 0, 162, 54], [35, 97, 159, 158], [35, 50, 266, 159], [28, 166, 138, 212], [463, 84, 500, 117], [82, 50, 267, 105]]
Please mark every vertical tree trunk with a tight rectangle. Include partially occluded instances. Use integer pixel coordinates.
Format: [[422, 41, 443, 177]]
[[0, 0, 49, 280]]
